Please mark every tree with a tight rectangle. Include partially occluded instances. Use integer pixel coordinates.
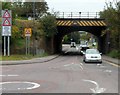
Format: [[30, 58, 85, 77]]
[[2, 2, 12, 10], [40, 14, 57, 37], [100, 1, 120, 50], [12, 2, 49, 19]]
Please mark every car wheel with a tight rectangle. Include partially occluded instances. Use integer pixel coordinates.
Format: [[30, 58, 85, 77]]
[[84, 59, 87, 63]]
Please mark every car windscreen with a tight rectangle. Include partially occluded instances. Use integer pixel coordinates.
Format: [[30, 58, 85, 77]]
[[86, 50, 99, 54]]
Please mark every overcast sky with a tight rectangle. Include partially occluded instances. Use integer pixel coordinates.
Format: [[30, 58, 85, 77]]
[[45, 0, 116, 12]]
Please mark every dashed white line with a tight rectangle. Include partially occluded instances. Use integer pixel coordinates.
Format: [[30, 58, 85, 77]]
[[0, 74, 19, 77]]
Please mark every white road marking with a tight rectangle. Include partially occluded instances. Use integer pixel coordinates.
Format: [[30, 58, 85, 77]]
[[82, 79, 106, 93], [78, 64, 83, 70], [104, 70, 112, 73], [64, 63, 83, 70], [97, 64, 102, 66], [0, 74, 19, 77], [64, 63, 74, 67], [0, 81, 40, 90], [80, 62, 83, 65]]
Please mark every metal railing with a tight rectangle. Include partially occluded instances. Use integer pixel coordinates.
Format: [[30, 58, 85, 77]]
[[54, 12, 100, 19]]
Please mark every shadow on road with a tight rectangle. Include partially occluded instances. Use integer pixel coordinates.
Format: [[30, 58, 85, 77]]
[[61, 51, 83, 56]]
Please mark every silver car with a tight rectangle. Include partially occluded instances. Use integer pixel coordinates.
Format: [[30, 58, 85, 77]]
[[83, 49, 102, 63]]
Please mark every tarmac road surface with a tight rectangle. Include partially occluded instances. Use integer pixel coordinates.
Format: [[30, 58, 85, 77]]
[[1, 54, 118, 93]]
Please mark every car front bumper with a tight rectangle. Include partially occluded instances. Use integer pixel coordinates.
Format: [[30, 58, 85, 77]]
[[85, 58, 102, 63]]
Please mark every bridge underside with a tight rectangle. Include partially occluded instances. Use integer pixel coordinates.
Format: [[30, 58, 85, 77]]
[[53, 18, 107, 54]]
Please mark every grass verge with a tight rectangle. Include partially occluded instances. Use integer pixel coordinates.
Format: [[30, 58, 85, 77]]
[[0, 53, 48, 61]]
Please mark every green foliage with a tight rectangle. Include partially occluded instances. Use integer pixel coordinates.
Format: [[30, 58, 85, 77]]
[[100, 1, 120, 50], [40, 14, 58, 37], [63, 35, 69, 43], [1, 52, 48, 61], [2, 2, 12, 10], [107, 50, 119, 59], [12, 2, 48, 19]]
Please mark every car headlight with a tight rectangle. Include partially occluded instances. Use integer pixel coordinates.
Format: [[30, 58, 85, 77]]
[[98, 55, 101, 58], [86, 55, 91, 58]]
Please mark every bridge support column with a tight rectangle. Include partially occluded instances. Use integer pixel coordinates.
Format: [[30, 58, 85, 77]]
[[98, 36, 105, 54], [98, 32, 110, 54], [53, 35, 62, 54]]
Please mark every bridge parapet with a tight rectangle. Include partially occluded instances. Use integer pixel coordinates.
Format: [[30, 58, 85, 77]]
[[55, 12, 100, 19]]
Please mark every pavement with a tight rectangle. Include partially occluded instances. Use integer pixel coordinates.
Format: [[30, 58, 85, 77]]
[[102, 55, 119, 66], [0, 54, 119, 66]]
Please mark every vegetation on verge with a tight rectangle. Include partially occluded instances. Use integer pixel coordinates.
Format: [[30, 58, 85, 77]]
[[100, 1, 120, 58], [1, 53, 48, 61]]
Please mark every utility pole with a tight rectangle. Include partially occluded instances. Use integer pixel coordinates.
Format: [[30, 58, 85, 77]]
[[33, 1, 35, 56]]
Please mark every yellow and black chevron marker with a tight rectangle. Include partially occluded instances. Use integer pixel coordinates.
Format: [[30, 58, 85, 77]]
[[57, 20, 106, 26]]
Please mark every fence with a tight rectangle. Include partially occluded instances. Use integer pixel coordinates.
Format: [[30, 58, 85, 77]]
[[54, 12, 100, 19]]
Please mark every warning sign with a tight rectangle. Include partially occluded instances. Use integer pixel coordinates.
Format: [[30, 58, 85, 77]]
[[2, 10, 11, 18], [2, 18, 11, 26], [2, 10, 12, 36], [24, 28, 32, 37]]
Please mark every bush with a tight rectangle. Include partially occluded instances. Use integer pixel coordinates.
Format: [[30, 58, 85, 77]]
[[107, 50, 119, 59]]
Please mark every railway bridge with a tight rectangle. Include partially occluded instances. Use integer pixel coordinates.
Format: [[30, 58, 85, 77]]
[[53, 12, 108, 54]]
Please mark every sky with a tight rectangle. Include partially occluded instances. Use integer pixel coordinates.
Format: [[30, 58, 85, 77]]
[[45, 0, 116, 12]]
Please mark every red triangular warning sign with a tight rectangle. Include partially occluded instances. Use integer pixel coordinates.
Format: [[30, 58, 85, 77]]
[[3, 10, 11, 18], [3, 18, 11, 26]]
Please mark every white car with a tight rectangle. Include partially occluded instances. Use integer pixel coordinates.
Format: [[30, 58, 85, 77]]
[[70, 42, 76, 48], [83, 49, 102, 63]]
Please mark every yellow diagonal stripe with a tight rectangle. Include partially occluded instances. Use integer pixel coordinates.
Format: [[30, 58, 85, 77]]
[[62, 21, 67, 26], [93, 21, 100, 26], [97, 21, 104, 26], [77, 21, 83, 26], [59, 21, 64, 26], [86, 21, 93, 26], [68, 21, 73, 26], [56, 20, 106, 26], [57, 21, 61, 25], [90, 21, 96, 26], [83, 21, 89, 26], [101, 21, 106, 26], [65, 21, 71, 26], [80, 21, 86, 26]]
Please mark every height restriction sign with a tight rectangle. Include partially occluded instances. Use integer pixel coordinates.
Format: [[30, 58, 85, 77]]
[[24, 28, 32, 37], [2, 10, 12, 36]]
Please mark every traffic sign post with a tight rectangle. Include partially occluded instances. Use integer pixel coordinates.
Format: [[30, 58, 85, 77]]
[[2, 10, 12, 56], [24, 28, 32, 55]]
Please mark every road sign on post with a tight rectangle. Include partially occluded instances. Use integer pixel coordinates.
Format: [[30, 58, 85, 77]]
[[2, 10, 12, 36], [24, 28, 32, 55], [24, 28, 32, 37], [2, 10, 12, 56]]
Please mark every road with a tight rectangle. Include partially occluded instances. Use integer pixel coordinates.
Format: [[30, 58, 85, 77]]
[[0, 45, 119, 94]]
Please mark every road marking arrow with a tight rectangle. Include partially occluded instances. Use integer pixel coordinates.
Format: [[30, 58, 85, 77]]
[[82, 79, 106, 93]]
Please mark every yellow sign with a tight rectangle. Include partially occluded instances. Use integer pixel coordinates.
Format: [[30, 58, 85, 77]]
[[24, 28, 32, 37]]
